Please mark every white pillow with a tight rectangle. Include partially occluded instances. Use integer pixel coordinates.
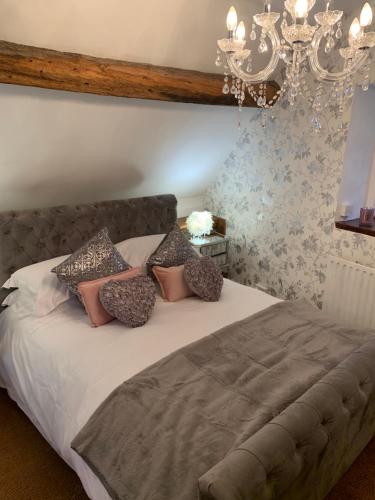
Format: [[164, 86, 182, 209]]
[[116, 234, 166, 273], [2, 254, 71, 317]]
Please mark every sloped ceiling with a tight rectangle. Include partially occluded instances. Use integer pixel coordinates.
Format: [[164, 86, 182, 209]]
[[0, 0, 252, 212], [0, 0, 369, 212]]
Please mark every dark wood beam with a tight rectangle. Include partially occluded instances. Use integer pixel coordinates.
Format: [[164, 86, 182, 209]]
[[0, 40, 279, 107]]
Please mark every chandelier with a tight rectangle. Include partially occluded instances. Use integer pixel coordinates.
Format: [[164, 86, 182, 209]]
[[216, 1, 375, 127]]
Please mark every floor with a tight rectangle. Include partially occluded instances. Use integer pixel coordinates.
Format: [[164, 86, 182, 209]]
[[1, 388, 375, 500]]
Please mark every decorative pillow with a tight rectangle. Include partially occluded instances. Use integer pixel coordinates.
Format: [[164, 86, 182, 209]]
[[116, 234, 166, 273], [52, 228, 130, 297], [184, 256, 223, 302], [100, 276, 156, 328], [78, 267, 142, 327], [153, 265, 194, 302], [3, 254, 71, 316], [147, 226, 198, 272]]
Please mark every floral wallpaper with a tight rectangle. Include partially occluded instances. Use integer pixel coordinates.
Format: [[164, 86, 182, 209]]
[[205, 98, 375, 308]]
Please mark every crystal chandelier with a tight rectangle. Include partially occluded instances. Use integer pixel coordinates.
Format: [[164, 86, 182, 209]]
[[216, 1, 375, 125]]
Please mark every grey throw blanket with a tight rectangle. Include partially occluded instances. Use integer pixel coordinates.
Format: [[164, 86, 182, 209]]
[[72, 300, 375, 500]]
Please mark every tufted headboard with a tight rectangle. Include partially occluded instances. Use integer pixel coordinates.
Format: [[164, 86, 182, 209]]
[[0, 194, 177, 285]]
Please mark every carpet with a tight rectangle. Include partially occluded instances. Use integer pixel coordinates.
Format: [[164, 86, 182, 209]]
[[0, 388, 374, 500], [0, 389, 88, 500]]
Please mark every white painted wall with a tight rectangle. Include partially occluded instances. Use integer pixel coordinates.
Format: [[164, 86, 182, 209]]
[[0, 0, 368, 213], [0, 0, 250, 213], [0, 84, 239, 212]]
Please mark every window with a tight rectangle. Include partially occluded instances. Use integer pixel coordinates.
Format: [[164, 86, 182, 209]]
[[366, 151, 375, 207], [336, 86, 375, 236]]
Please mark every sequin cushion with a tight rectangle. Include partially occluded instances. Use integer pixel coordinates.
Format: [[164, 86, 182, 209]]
[[147, 225, 198, 273], [99, 276, 156, 328], [184, 256, 223, 302], [52, 228, 130, 297]]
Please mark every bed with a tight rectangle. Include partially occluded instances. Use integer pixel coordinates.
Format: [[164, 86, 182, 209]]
[[0, 194, 375, 500]]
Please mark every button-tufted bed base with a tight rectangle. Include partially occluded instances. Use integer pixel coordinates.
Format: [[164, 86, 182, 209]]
[[0, 194, 177, 286], [199, 336, 375, 500]]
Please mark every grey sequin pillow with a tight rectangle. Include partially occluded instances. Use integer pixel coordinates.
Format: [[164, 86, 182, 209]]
[[99, 276, 156, 328], [52, 228, 130, 297], [147, 225, 198, 272], [184, 256, 223, 302]]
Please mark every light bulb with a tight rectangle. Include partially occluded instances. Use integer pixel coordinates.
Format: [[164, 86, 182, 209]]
[[227, 6, 238, 32], [236, 21, 246, 41], [360, 2, 373, 27], [349, 17, 362, 40], [295, 0, 308, 19]]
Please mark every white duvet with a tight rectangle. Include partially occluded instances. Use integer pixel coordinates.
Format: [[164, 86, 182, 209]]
[[0, 279, 279, 500]]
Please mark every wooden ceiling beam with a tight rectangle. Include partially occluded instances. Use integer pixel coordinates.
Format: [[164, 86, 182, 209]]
[[0, 40, 279, 107]]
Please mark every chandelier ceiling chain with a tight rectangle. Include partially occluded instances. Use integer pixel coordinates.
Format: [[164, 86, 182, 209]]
[[216, 0, 375, 129]]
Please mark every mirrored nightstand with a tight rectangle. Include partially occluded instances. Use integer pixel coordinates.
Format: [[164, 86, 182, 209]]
[[190, 234, 230, 276]]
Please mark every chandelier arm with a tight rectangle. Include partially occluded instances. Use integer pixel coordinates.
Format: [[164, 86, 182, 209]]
[[308, 26, 369, 82], [226, 28, 281, 84]]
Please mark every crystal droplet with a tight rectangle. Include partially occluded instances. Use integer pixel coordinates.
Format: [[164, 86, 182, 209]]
[[362, 74, 370, 91], [250, 30, 257, 41], [279, 47, 287, 60], [336, 27, 342, 39], [325, 36, 334, 53], [258, 40, 268, 54], [215, 56, 222, 67], [257, 96, 264, 106], [344, 84, 354, 98], [231, 84, 236, 94], [223, 83, 230, 95], [246, 62, 252, 72]]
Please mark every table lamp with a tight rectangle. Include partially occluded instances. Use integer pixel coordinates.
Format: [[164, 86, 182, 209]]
[[186, 211, 213, 244]]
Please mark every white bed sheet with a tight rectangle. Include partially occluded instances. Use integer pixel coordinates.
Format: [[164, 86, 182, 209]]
[[0, 279, 280, 500]]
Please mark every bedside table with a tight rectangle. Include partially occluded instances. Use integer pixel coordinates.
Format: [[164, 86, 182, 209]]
[[190, 234, 230, 276]]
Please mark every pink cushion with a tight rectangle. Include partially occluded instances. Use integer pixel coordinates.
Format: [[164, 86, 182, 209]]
[[78, 268, 141, 327], [153, 265, 194, 302]]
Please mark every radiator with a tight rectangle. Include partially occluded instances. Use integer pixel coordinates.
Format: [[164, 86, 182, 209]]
[[323, 257, 375, 330]]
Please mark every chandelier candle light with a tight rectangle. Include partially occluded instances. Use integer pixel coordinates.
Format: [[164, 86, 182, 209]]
[[216, 1, 375, 128]]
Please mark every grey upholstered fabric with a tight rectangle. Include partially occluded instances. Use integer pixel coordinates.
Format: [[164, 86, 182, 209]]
[[0, 195, 177, 286], [199, 338, 375, 500], [100, 276, 156, 328], [184, 256, 223, 302], [71, 300, 375, 500], [0, 287, 17, 313], [0, 287, 17, 304], [52, 228, 129, 297]]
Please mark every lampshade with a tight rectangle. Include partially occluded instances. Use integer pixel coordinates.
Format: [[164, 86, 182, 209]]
[[186, 211, 213, 241]]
